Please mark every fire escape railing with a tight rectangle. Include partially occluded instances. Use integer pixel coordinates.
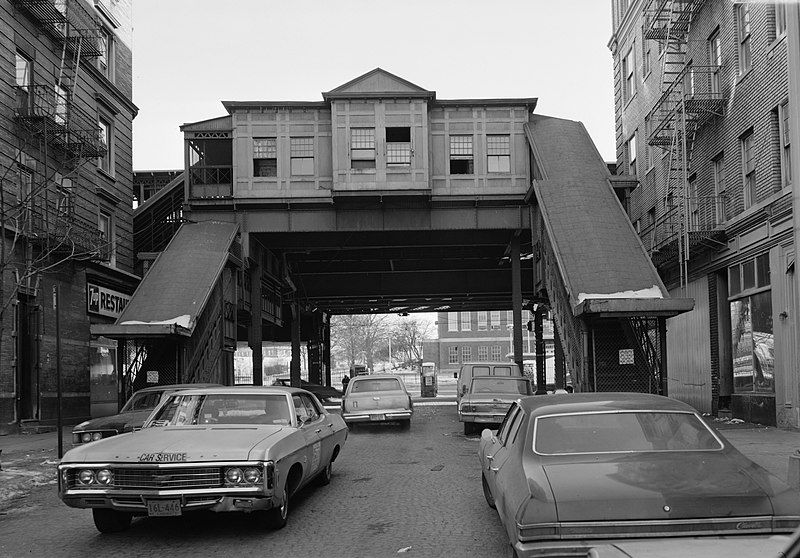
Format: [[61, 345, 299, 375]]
[[12, 0, 103, 58], [24, 187, 106, 258]]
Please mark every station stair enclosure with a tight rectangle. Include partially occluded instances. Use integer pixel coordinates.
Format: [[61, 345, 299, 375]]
[[525, 115, 693, 394]]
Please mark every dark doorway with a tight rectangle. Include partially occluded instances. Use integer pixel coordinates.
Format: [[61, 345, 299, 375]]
[[16, 296, 39, 420]]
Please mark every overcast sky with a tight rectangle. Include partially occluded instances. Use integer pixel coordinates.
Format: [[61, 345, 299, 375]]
[[131, 0, 615, 171]]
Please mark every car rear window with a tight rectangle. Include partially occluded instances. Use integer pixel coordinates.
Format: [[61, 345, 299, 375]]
[[120, 391, 163, 412], [492, 366, 512, 376], [351, 379, 402, 392], [470, 378, 530, 395], [534, 411, 723, 454], [149, 394, 292, 426]]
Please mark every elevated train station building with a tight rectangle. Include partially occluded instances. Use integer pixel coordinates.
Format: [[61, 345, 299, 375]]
[[98, 68, 693, 416]]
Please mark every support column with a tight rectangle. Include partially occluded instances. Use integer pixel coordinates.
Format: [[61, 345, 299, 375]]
[[534, 305, 547, 395], [553, 323, 566, 390], [290, 298, 302, 388], [249, 254, 263, 386], [511, 235, 524, 374], [307, 312, 323, 385], [659, 317, 668, 396], [323, 314, 332, 387]]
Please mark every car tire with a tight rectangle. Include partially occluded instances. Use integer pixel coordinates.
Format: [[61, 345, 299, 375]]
[[399, 419, 411, 430], [317, 461, 332, 486], [92, 508, 132, 533], [265, 484, 289, 529], [482, 473, 496, 509], [464, 422, 474, 436]]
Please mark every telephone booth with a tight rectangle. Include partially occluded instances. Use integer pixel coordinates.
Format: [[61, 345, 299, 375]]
[[420, 362, 438, 397]]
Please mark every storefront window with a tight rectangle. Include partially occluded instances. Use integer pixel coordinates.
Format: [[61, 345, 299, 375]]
[[90, 337, 118, 417], [730, 291, 774, 394]]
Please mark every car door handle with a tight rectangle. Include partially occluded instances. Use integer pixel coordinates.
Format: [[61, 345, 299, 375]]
[[315, 429, 322, 433], [486, 454, 495, 461], [327, 423, 334, 428], [489, 466, 499, 472]]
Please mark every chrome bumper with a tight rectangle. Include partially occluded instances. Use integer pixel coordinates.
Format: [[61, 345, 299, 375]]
[[459, 412, 506, 424], [342, 410, 412, 423]]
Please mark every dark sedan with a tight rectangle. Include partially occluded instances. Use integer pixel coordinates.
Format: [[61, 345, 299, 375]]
[[71, 383, 220, 444], [271, 377, 342, 405], [478, 392, 800, 558]]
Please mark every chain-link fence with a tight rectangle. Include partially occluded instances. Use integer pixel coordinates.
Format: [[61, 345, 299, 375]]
[[120, 338, 179, 403], [590, 317, 663, 394]]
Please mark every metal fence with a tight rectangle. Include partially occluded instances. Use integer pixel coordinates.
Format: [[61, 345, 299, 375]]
[[591, 317, 663, 394]]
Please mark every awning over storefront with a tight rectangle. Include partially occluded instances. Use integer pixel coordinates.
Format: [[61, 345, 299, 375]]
[[91, 220, 239, 338], [524, 115, 693, 318]]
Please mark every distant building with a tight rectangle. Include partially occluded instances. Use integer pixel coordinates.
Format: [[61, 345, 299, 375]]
[[423, 311, 554, 380], [609, 0, 795, 426]]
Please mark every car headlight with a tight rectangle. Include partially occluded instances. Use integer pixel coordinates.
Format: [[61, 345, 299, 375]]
[[81, 433, 92, 443], [91, 432, 103, 441], [225, 468, 243, 484], [96, 469, 113, 485], [243, 467, 261, 484], [78, 469, 95, 485]]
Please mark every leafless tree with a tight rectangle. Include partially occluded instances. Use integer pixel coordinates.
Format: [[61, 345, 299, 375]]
[[330, 313, 392, 371], [390, 318, 432, 368]]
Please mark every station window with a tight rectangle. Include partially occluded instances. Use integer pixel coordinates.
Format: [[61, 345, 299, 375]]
[[477, 311, 487, 330], [450, 135, 473, 175], [447, 312, 458, 332], [490, 311, 501, 329], [253, 138, 277, 177], [386, 127, 411, 166], [351, 128, 375, 169], [487, 135, 510, 173], [290, 137, 314, 175]]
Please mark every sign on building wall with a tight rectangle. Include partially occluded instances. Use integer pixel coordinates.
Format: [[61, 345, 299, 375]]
[[87, 283, 131, 318]]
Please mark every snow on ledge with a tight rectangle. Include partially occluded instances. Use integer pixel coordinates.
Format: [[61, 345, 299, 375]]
[[120, 314, 192, 329], [577, 285, 663, 304]]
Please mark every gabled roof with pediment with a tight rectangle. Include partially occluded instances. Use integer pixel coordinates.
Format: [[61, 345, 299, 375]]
[[322, 68, 435, 101]]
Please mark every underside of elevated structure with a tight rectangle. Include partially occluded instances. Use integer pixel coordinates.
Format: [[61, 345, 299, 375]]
[[113, 69, 693, 403]]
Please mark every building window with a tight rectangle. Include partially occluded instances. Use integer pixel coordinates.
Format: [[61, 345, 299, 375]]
[[729, 254, 772, 395], [776, 3, 787, 38], [477, 311, 488, 331], [448, 312, 458, 332], [450, 135, 473, 175], [460, 311, 471, 331], [448, 346, 459, 364], [462, 346, 472, 361], [98, 27, 114, 81], [741, 129, 755, 209], [779, 101, 792, 187], [506, 310, 513, 329], [490, 311, 501, 329], [17, 165, 32, 205], [386, 127, 411, 167], [290, 137, 314, 175], [56, 175, 74, 216], [688, 174, 699, 228], [477, 346, 488, 361], [642, 25, 651, 77], [708, 29, 722, 96], [713, 153, 726, 224], [98, 116, 113, 174], [487, 135, 511, 173], [491, 345, 502, 360], [622, 46, 635, 102], [15, 52, 30, 90], [736, 3, 752, 74], [627, 132, 637, 176], [98, 209, 115, 264], [55, 83, 68, 126], [253, 138, 277, 177], [350, 128, 375, 169]]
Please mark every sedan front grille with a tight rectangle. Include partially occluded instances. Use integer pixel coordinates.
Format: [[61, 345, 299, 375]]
[[113, 467, 222, 489]]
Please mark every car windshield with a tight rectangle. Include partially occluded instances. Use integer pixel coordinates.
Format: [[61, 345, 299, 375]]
[[534, 411, 723, 454], [350, 379, 402, 392], [470, 378, 530, 395], [120, 391, 163, 412], [148, 394, 292, 426]]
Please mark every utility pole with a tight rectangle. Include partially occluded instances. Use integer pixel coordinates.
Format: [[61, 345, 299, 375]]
[[53, 285, 63, 458]]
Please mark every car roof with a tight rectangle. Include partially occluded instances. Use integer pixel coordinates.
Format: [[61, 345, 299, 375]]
[[518, 392, 697, 416], [165, 386, 311, 396], [133, 383, 221, 394], [461, 361, 517, 366], [350, 374, 404, 380]]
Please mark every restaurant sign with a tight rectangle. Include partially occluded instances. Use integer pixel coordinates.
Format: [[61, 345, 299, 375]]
[[87, 282, 130, 318]]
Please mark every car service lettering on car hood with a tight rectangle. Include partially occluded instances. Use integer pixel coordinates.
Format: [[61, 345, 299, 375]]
[[138, 452, 188, 463]]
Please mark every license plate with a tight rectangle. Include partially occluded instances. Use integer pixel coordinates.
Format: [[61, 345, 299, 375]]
[[370, 414, 385, 421], [146, 499, 182, 517]]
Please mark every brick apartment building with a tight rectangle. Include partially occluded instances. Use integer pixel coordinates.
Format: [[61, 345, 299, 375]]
[[0, 0, 137, 432], [423, 310, 554, 381], [609, 0, 797, 426]]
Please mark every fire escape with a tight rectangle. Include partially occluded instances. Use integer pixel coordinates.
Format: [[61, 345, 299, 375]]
[[11, 0, 107, 263], [643, 0, 726, 288]]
